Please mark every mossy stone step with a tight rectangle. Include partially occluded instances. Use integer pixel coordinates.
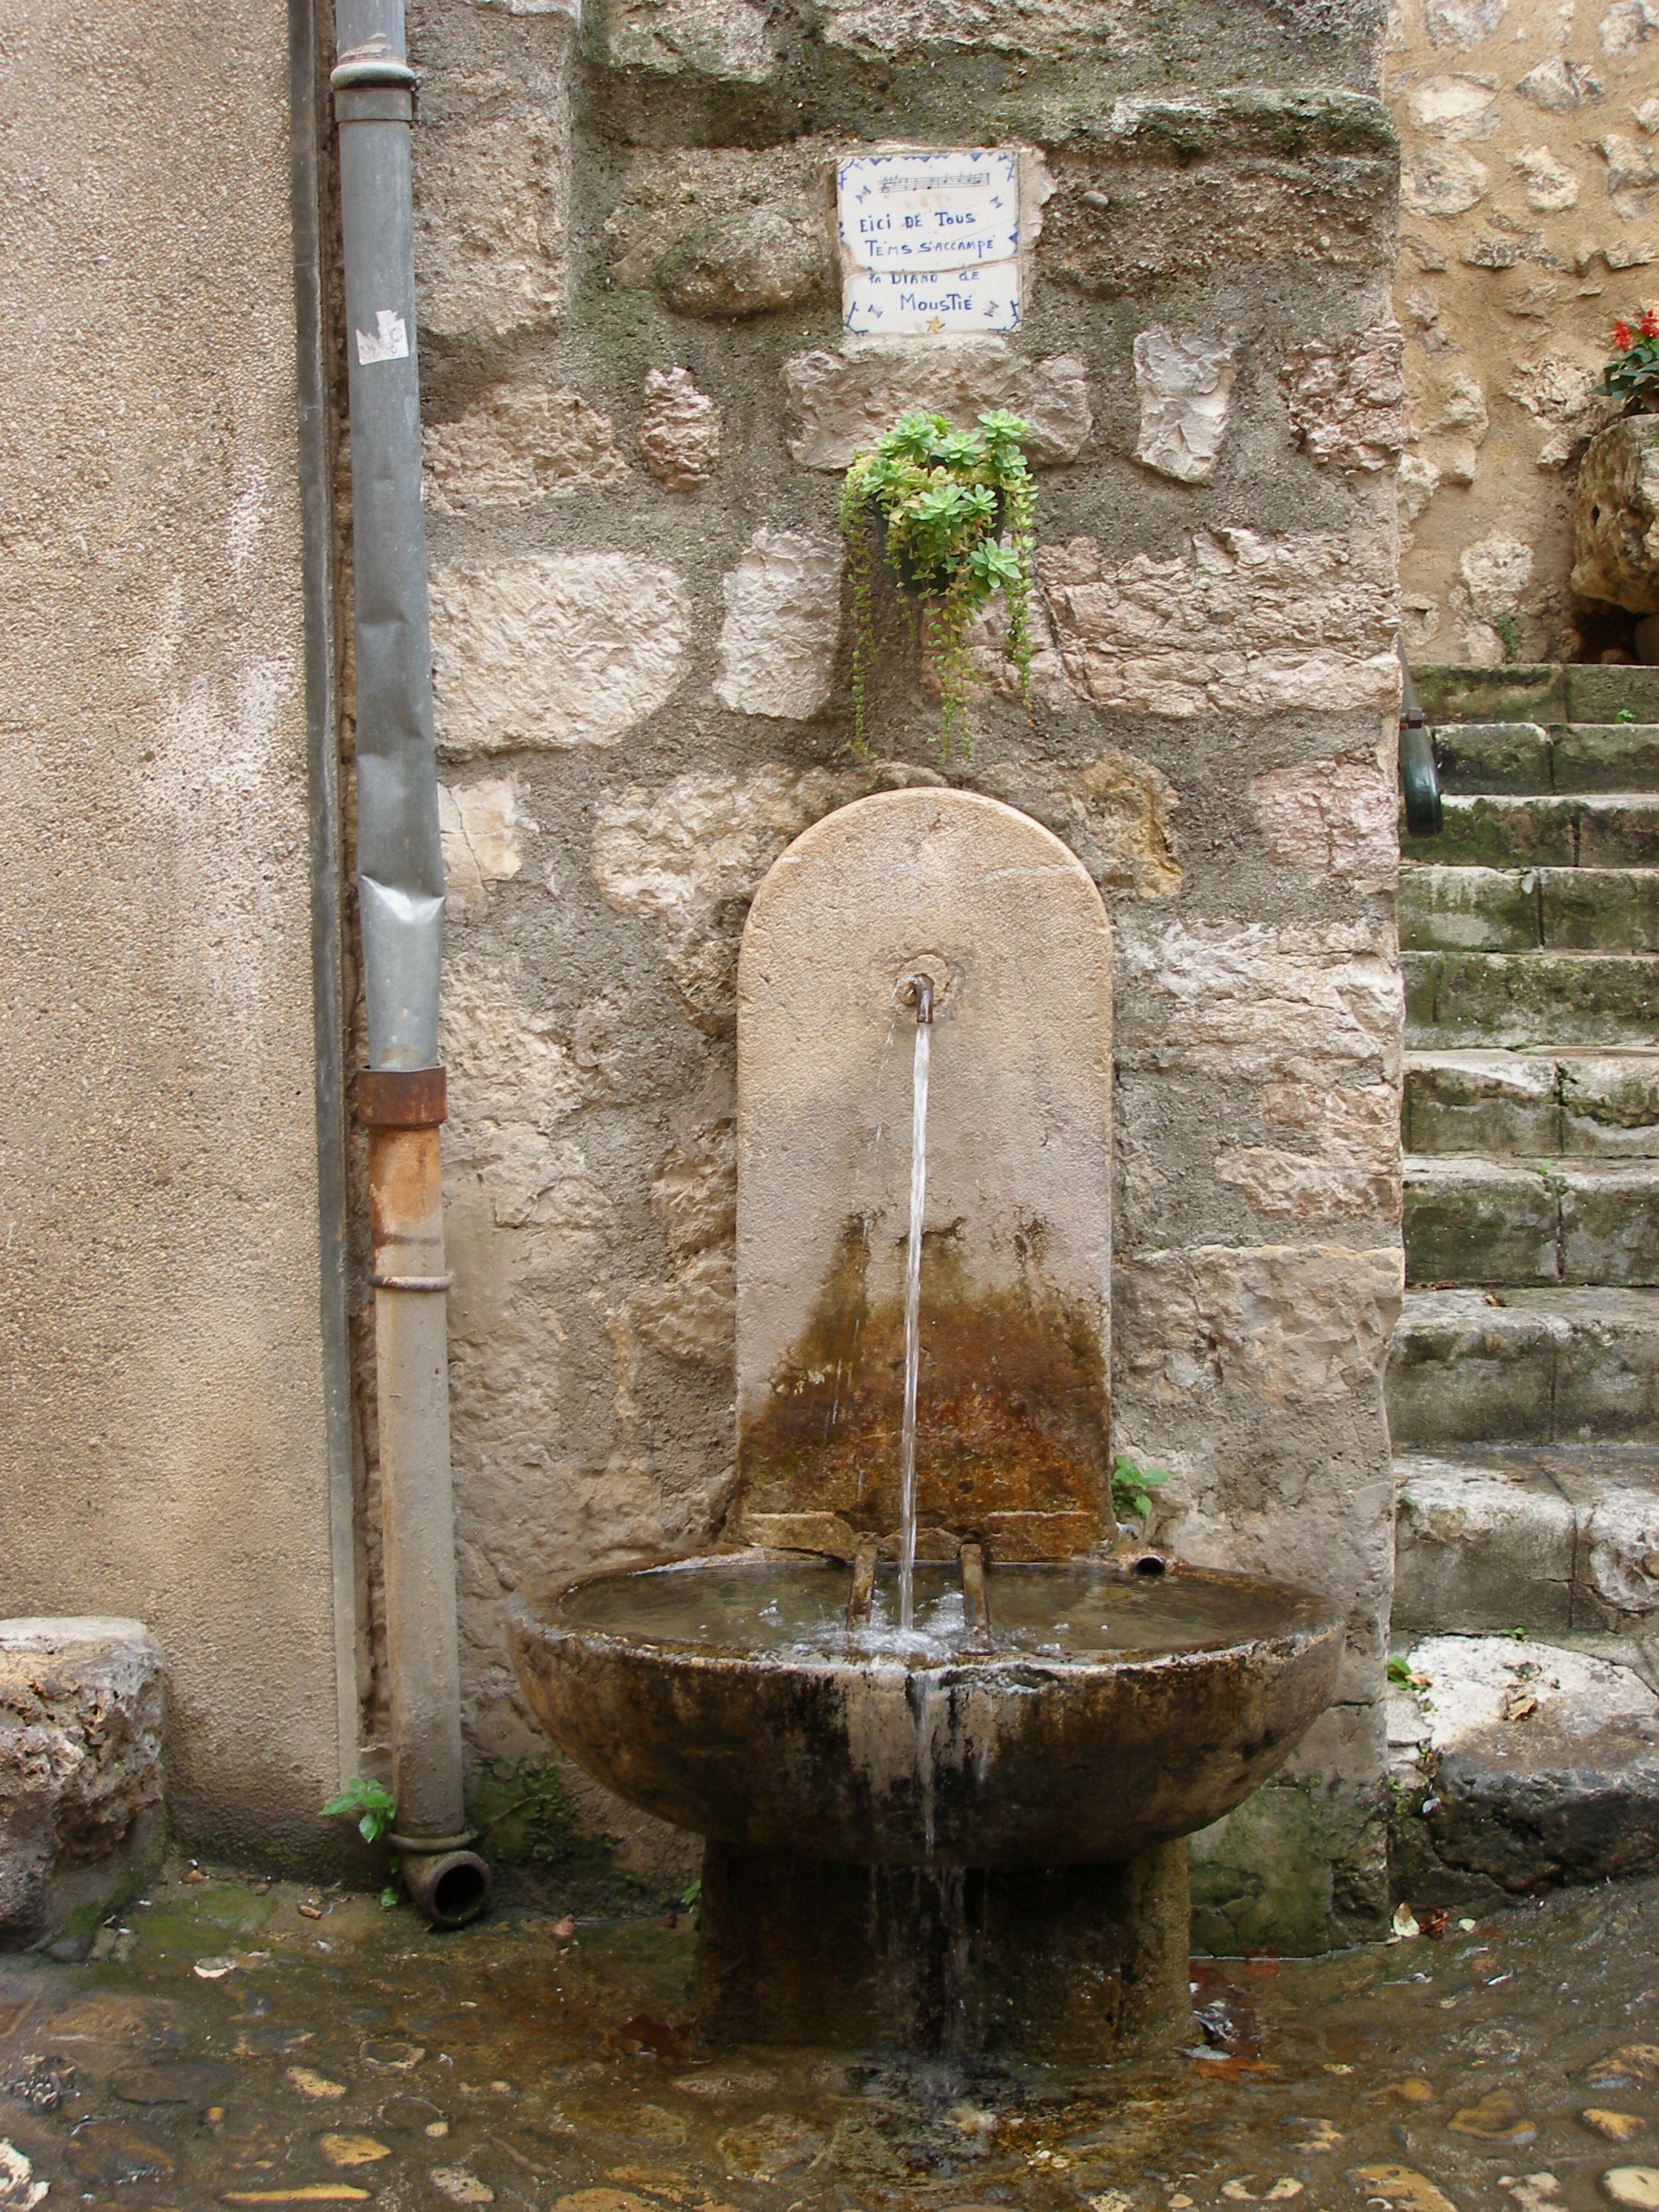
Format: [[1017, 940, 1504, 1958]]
[[1393, 1446, 1659, 1635], [1387, 1626, 1659, 1902], [1427, 722, 1659, 796], [1412, 663, 1659, 726], [1406, 1049, 1659, 1158], [1404, 794, 1659, 870], [1405, 949, 1659, 1048], [1387, 1286, 1659, 1445], [1401, 865, 1659, 954], [1558, 725, 1659, 792], [1404, 1153, 1659, 1288]]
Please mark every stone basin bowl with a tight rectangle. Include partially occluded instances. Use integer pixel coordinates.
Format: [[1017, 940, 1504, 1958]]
[[508, 1553, 1342, 1867]]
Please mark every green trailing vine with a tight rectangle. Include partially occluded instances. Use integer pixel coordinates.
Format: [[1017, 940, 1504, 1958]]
[[839, 408, 1036, 758]]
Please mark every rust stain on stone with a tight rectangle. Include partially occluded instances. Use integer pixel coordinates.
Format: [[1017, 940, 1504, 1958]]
[[737, 1214, 1108, 1555]]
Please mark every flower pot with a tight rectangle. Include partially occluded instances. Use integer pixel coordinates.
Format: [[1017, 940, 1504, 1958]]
[[866, 493, 1006, 600]]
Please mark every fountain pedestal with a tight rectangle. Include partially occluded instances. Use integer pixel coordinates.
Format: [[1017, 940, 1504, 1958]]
[[696, 1839, 1191, 2057]]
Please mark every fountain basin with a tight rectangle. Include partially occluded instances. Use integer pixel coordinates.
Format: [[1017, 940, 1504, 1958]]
[[508, 1553, 1343, 1868]]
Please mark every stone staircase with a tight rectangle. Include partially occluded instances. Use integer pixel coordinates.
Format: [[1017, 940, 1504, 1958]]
[[1385, 664, 1659, 1908]]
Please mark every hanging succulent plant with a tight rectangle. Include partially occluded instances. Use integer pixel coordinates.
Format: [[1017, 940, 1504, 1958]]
[[838, 408, 1036, 758]]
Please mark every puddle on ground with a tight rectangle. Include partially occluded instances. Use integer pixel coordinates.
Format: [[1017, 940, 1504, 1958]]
[[3, 1862, 1659, 2211]]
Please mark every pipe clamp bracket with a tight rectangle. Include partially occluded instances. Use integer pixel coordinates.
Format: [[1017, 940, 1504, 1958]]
[[358, 1065, 447, 1128], [331, 57, 418, 89], [372, 1272, 453, 1293]]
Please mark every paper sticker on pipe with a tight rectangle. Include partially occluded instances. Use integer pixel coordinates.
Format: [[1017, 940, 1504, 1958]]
[[356, 310, 409, 364]]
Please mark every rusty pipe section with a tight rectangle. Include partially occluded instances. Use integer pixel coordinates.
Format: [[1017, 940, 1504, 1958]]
[[359, 1072, 486, 1926]]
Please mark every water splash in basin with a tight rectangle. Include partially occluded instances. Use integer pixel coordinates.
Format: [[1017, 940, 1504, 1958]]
[[557, 1555, 1336, 1668]]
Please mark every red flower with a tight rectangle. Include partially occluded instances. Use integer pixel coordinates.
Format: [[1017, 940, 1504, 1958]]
[[1614, 319, 1633, 349], [1641, 309, 1659, 339]]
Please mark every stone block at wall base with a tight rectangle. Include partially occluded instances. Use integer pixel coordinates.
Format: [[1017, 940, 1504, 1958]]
[[0, 1618, 165, 1951], [1572, 419, 1659, 618], [1188, 1774, 1390, 1954]]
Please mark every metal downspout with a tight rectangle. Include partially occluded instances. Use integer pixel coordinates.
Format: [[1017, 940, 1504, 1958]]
[[289, 0, 361, 1799], [332, 0, 487, 1927]]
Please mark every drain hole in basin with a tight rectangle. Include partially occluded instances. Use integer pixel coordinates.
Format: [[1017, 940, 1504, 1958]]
[[1132, 1553, 1166, 1577]]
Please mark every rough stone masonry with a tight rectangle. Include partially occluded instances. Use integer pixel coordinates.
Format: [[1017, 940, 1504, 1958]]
[[376, 0, 1406, 1944], [1386, 0, 1659, 665]]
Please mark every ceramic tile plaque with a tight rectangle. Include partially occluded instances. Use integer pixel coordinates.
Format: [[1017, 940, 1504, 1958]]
[[837, 149, 1021, 335]]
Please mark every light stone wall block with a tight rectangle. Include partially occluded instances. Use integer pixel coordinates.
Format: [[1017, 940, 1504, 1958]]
[[714, 531, 843, 720], [423, 388, 630, 510], [438, 778, 537, 915], [1118, 920, 1405, 1084], [1037, 529, 1401, 719], [430, 554, 690, 754], [1132, 328, 1235, 485], [1249, 753, 1399, 891], [637, 367, 722, 491], [784, 340, 1092, 469], [413, 79, 571, 339]]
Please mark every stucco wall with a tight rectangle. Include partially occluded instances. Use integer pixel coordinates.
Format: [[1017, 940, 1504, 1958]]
[[0, 0, 348, 1858], [1387, 0, 1658, 662], [377, 0, 1407, 1944]]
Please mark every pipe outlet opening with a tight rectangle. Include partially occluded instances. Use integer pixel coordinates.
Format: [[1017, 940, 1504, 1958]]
[[402, 1848, 491, 1930], [889, 951, 956, 1019]]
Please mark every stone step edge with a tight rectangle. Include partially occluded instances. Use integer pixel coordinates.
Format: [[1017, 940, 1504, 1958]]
[[1404, 949, 1659, 963], [1388, 1622, 1659, 1675], [1404, 1153, 1659, 1183], [1395, 1284, 1659, 1318], [1407, 1046, 1659, 1063], [1429, 794, 1659, 810], [1402, 862, 1659, 879]]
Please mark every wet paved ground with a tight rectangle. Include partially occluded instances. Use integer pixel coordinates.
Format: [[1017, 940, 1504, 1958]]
[[5, 1860, 1659, 2212]]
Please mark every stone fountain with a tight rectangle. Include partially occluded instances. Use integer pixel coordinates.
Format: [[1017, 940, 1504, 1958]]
[[510, 790, 1340, 2057]]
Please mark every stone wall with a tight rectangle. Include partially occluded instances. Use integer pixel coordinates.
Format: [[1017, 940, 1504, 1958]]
[[0, 0, 350, 1858], [379, 0, 1406, 1939], [1387, 0, 1659, 661]]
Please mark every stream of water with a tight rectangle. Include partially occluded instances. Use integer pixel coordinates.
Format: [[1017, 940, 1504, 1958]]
[[897, 995, 930, 1631]]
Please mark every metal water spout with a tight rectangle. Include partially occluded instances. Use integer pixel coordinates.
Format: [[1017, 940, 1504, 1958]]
[[333, 0, 487, 1927]]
